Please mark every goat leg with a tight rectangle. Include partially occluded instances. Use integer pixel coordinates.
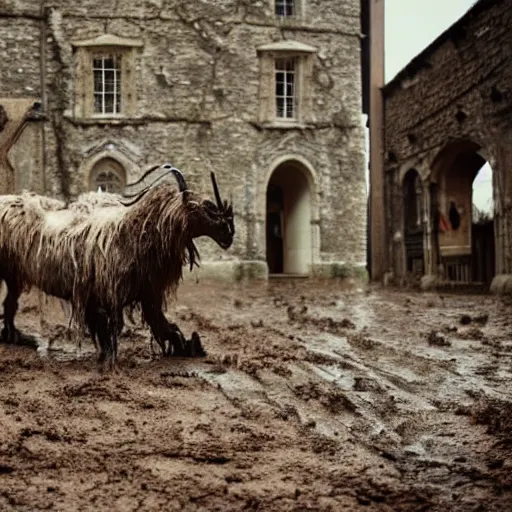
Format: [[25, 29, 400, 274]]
[[163, 322, 187, 357], [2, 281, 21, 345], [93, 307, 120, 373], [141, 303, 187, 357]]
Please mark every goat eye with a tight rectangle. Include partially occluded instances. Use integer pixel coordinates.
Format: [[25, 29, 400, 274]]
[[204, 200, 217, 211]]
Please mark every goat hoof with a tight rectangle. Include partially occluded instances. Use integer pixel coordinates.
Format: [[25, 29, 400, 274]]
[[190, 332, 207, 358]]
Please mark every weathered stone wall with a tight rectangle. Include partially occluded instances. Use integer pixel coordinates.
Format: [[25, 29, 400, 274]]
[[385, 0, 512, 163], [383, 0, 512, 285], [1, 0, 367, 276], [0, 17, 41, 98]]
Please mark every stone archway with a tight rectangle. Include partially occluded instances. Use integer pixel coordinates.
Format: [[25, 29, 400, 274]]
[[88, 157, 126, 193], [402, 169, 424, 276], [430, 140, 495, 285], [79, 143, 140, 195], [265, 160, 313, 275]]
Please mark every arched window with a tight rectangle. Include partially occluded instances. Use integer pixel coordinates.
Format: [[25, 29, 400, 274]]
[[403, 170, 423, 232], [89, 158, 126, 194]]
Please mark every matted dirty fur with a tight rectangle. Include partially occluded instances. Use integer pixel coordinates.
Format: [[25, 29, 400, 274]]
[[0, 186, 193, 332], [69, 191, 122, 214], [37, 190, 125, 329]]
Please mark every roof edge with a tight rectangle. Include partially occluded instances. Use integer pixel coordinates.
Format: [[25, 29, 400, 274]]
[[384, 0, 501, 94]]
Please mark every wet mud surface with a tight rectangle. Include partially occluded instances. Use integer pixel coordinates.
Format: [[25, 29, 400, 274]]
[[0, 279, 511, 511]]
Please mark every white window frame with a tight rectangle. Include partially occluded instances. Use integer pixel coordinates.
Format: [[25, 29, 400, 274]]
[[257, 41, 317, 127], [273, 0, 304, 20], [275, 0, 296, 17], [92, 53, 123, 117], [275, 57, 298, 120], [72, 35, 143, 121]]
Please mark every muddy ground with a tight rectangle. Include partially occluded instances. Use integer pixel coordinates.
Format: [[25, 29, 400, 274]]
[[0, 279, 511, 511]]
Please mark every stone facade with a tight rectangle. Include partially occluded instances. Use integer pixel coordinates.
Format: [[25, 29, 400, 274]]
[[0, 0, 367, 280], [381, 0, 512, 291]]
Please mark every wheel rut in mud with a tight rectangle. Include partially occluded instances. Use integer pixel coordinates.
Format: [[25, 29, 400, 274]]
[[0, 280, 511, 511]]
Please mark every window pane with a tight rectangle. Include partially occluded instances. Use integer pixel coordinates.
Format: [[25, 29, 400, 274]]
[[92, 53, 122, 115], [95, 170, 123, 194], [286, 97, 294, 118], [104, 94, 114, 113], [104, 70, 115, 92], [94, 71, 103, 93], [275, 80, 284, 97], [275, 58, 296, 119], [275, 0, 294, 16], [103, 57, 115, 69], [276, 101, 284, 118], [94, 94, 102, 113]]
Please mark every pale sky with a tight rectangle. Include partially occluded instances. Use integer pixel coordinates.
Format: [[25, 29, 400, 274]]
[[382, 0, 492, 213]]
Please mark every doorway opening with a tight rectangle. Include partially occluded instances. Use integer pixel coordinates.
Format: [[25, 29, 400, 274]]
[[432, 141, 495, 285], [403, 169, 424, 277], [266, 161, 312, 275]]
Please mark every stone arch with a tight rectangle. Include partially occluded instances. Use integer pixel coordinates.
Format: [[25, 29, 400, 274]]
[[258, 154, 320, 223], [402, 169, 424, 230], [398, 158, 429, 185], [79, 146, 140, 193], [262, 155, 318, 275], [430, 139, 484, 183], [89, 158, 126, 193], [429, 138, 495, 284], [402, 168, 425, 276]]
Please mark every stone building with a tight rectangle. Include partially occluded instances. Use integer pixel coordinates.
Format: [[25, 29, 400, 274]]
[[0, 0, 367, 280], [378, 0, 512, 291]]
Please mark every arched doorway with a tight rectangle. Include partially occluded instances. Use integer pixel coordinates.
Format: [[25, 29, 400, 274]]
[[266, 161, 312, 275], [403, 169, 424, 276], [431, 141, 495, 285], [89, 157, 126, 194]]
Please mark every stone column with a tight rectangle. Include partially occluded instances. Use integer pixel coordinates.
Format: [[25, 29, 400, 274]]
[[490, 132, 512, 293]]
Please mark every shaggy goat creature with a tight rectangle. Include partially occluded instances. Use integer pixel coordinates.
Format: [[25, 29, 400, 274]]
[[0, 164, 234, 369], [37, 189, 137, 341]]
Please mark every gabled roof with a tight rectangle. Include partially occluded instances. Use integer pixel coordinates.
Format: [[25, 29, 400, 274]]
[[256, 40, 317, 53], [72, 34, 143, 47]]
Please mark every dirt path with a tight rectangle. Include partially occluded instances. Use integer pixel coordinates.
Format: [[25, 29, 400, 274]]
[[0, 279, 511, 511]]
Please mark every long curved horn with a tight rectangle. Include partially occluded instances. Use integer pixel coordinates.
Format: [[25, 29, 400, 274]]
[[121, 164, 188, 206], [211, 172, 222, 208], [162, 163, 187, 192], [123, 163, 188, 201], [125, 164, 161, 189], [124, 163, 187, 193]]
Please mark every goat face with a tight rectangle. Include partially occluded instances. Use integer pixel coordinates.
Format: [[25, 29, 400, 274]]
[[189, 172, 234, 250], [188, 197, 234, 249]]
